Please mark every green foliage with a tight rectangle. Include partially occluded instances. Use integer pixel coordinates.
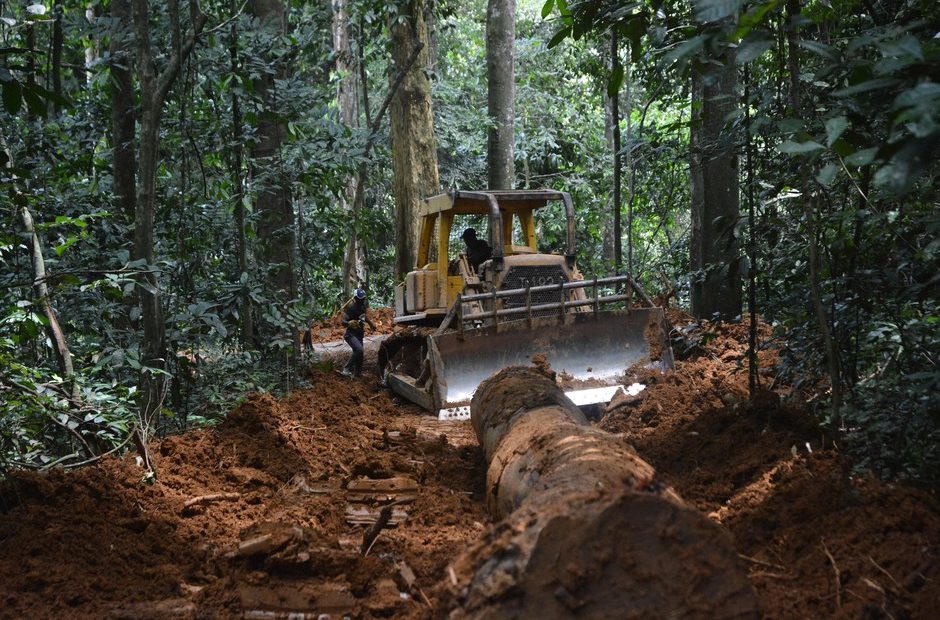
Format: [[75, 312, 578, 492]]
[[0, 0, 935, 490]]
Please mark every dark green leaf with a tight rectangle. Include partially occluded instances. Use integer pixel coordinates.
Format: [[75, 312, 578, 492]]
[[608, 64, 624, 97], [777, 140, 824, 154], [833, 78, 901, 97], [547, 27, 571, 49], [694, 0, 745, 23], [2, 80, 22, 114], [541, 0, 555, 19], [845, 147, 878, 166], [825, 116, 848, 147]]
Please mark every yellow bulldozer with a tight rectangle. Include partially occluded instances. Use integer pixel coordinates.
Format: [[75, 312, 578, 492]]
[[379, 189, 674, 418]]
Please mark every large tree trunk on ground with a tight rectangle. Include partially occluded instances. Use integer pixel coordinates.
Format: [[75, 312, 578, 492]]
[[486, 0, 515, 189], [332, 0, 364, 295], [389, 0, 440, 279], [111, 0, 136, 223], [445, 367, 759, 618], [690, 48, 741, 321], [249, 0, 295, 300]]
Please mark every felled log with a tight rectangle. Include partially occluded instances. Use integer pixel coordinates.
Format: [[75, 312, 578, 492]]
[[446, 367, 758, 619]]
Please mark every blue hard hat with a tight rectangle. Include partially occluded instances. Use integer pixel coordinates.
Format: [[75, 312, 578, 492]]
[[354, 288, 366, 300]]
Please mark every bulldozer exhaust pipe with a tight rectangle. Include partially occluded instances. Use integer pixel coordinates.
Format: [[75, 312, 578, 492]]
[[443, 367, 759, 619]]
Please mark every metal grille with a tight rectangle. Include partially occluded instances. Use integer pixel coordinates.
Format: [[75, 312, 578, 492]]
[[500, 266, 568, 318]]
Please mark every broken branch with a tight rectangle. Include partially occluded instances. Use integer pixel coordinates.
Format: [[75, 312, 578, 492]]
[[821, 539, 841, 609], [183, 492, 240, 508]]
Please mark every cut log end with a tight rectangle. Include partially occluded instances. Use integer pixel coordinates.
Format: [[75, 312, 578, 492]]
[[453, 493, 758, 619]]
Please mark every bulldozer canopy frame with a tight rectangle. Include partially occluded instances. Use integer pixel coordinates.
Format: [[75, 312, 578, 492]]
[[416, 190, 577, 270]]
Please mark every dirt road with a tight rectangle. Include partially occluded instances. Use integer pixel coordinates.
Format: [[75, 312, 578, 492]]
[[1, 316, 938, 618]]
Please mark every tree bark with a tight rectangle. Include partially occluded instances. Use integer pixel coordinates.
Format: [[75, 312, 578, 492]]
[[486, 0, 515, 189], [229, 5, 253, 346], [132, 0, 207, 444], [1, 130, 78, 399], [51, 0, 64, 113], [609, 31, 622, 274], [111, 0, 136, 223], [249, 0, 295, 300], [690, 44, 741, 320], [785, 0, 841, 412], [332, 0, 364, 295], [389, 0, 440, 279], [445, 367, 759, 618]]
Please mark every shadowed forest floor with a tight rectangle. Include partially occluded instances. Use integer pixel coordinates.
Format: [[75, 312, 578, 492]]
[[1, 311, 938, 618]]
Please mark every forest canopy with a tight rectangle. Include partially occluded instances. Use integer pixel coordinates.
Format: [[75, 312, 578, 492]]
[[0, 0, 937, 487]]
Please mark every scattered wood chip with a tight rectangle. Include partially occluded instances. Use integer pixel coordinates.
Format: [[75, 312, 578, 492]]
[[182, 492, 240, 510]]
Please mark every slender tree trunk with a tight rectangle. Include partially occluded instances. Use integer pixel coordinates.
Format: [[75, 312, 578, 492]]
[[389, 0, 440, 278], [744, 66, 759, 397], [690, 42, 741, 320], [1, 131, 78, 399], [486, 0, 515, 189], [609, 31, 623, 275], [229, 7, 253, 346], [132, 0, 207, 462], [333, 0, 364, 295], [51, 0, 64, 113], [624, 50, 634, 277], [84, 7, 99, 84], [249, 0, 295, 301], [111, 0, 136, 223], [786, 0, 842, 413]]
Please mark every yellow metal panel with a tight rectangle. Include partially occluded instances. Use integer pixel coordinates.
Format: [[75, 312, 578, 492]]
[[446, 276, 464, 306], [519, 210, 537, 250], [417, 212, 437, 267], [438, 213, 454, 308], [502, 212, 514, 247]]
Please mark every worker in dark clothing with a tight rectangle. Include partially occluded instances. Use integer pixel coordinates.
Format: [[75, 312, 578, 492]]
[[462, 227, 492, 272], [341, 288, 376, 377]]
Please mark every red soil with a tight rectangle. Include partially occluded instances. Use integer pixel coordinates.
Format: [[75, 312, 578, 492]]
[[0, 313, 937, 618]]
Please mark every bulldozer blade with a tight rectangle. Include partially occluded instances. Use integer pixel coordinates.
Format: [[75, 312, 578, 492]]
[[430, 308, 674, 410]]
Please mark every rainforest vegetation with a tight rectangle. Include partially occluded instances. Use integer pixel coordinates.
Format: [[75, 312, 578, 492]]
[[0, 0, 937, 488]]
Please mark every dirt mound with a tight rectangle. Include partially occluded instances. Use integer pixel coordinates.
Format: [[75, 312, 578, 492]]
[[0, 369, 485, 619], [1, 316, 937, 618], [601, 318, 940, 619], [303, 306, 398, 344]]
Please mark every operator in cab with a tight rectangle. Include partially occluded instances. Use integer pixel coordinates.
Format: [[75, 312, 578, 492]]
[[461, 227, 492, 272], [341, 288, 376, 378]]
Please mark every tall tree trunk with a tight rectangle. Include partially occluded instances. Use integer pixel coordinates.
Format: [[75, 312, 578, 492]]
[[51, 0, 64, 113], [249, 0, 295, 301], [389, 0, 440, 279], [111, 0, 136, 223], [609, 31, 623, 275], [84, 6, 99, 84], [486, 0, 515, 189], [690, 44, 741, 320], [132, 0, 207, 467], [786, 0, 842, 413], [229, 6, 253, 346], [333, 0, 364, 295], [744, 66, 759, 397]]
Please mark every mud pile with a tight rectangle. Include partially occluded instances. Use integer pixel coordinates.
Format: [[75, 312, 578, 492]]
[[601, 316, 940, 619], [0, 369, 485, 619], [0, 312, 938, 618], [303, 306, 398, 344]]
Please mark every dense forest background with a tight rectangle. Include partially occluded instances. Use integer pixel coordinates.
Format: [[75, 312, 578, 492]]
[[0, 0, 937, 488]]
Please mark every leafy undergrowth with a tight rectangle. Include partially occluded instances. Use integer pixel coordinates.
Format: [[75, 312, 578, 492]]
[[0, 314, 937, 618]]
